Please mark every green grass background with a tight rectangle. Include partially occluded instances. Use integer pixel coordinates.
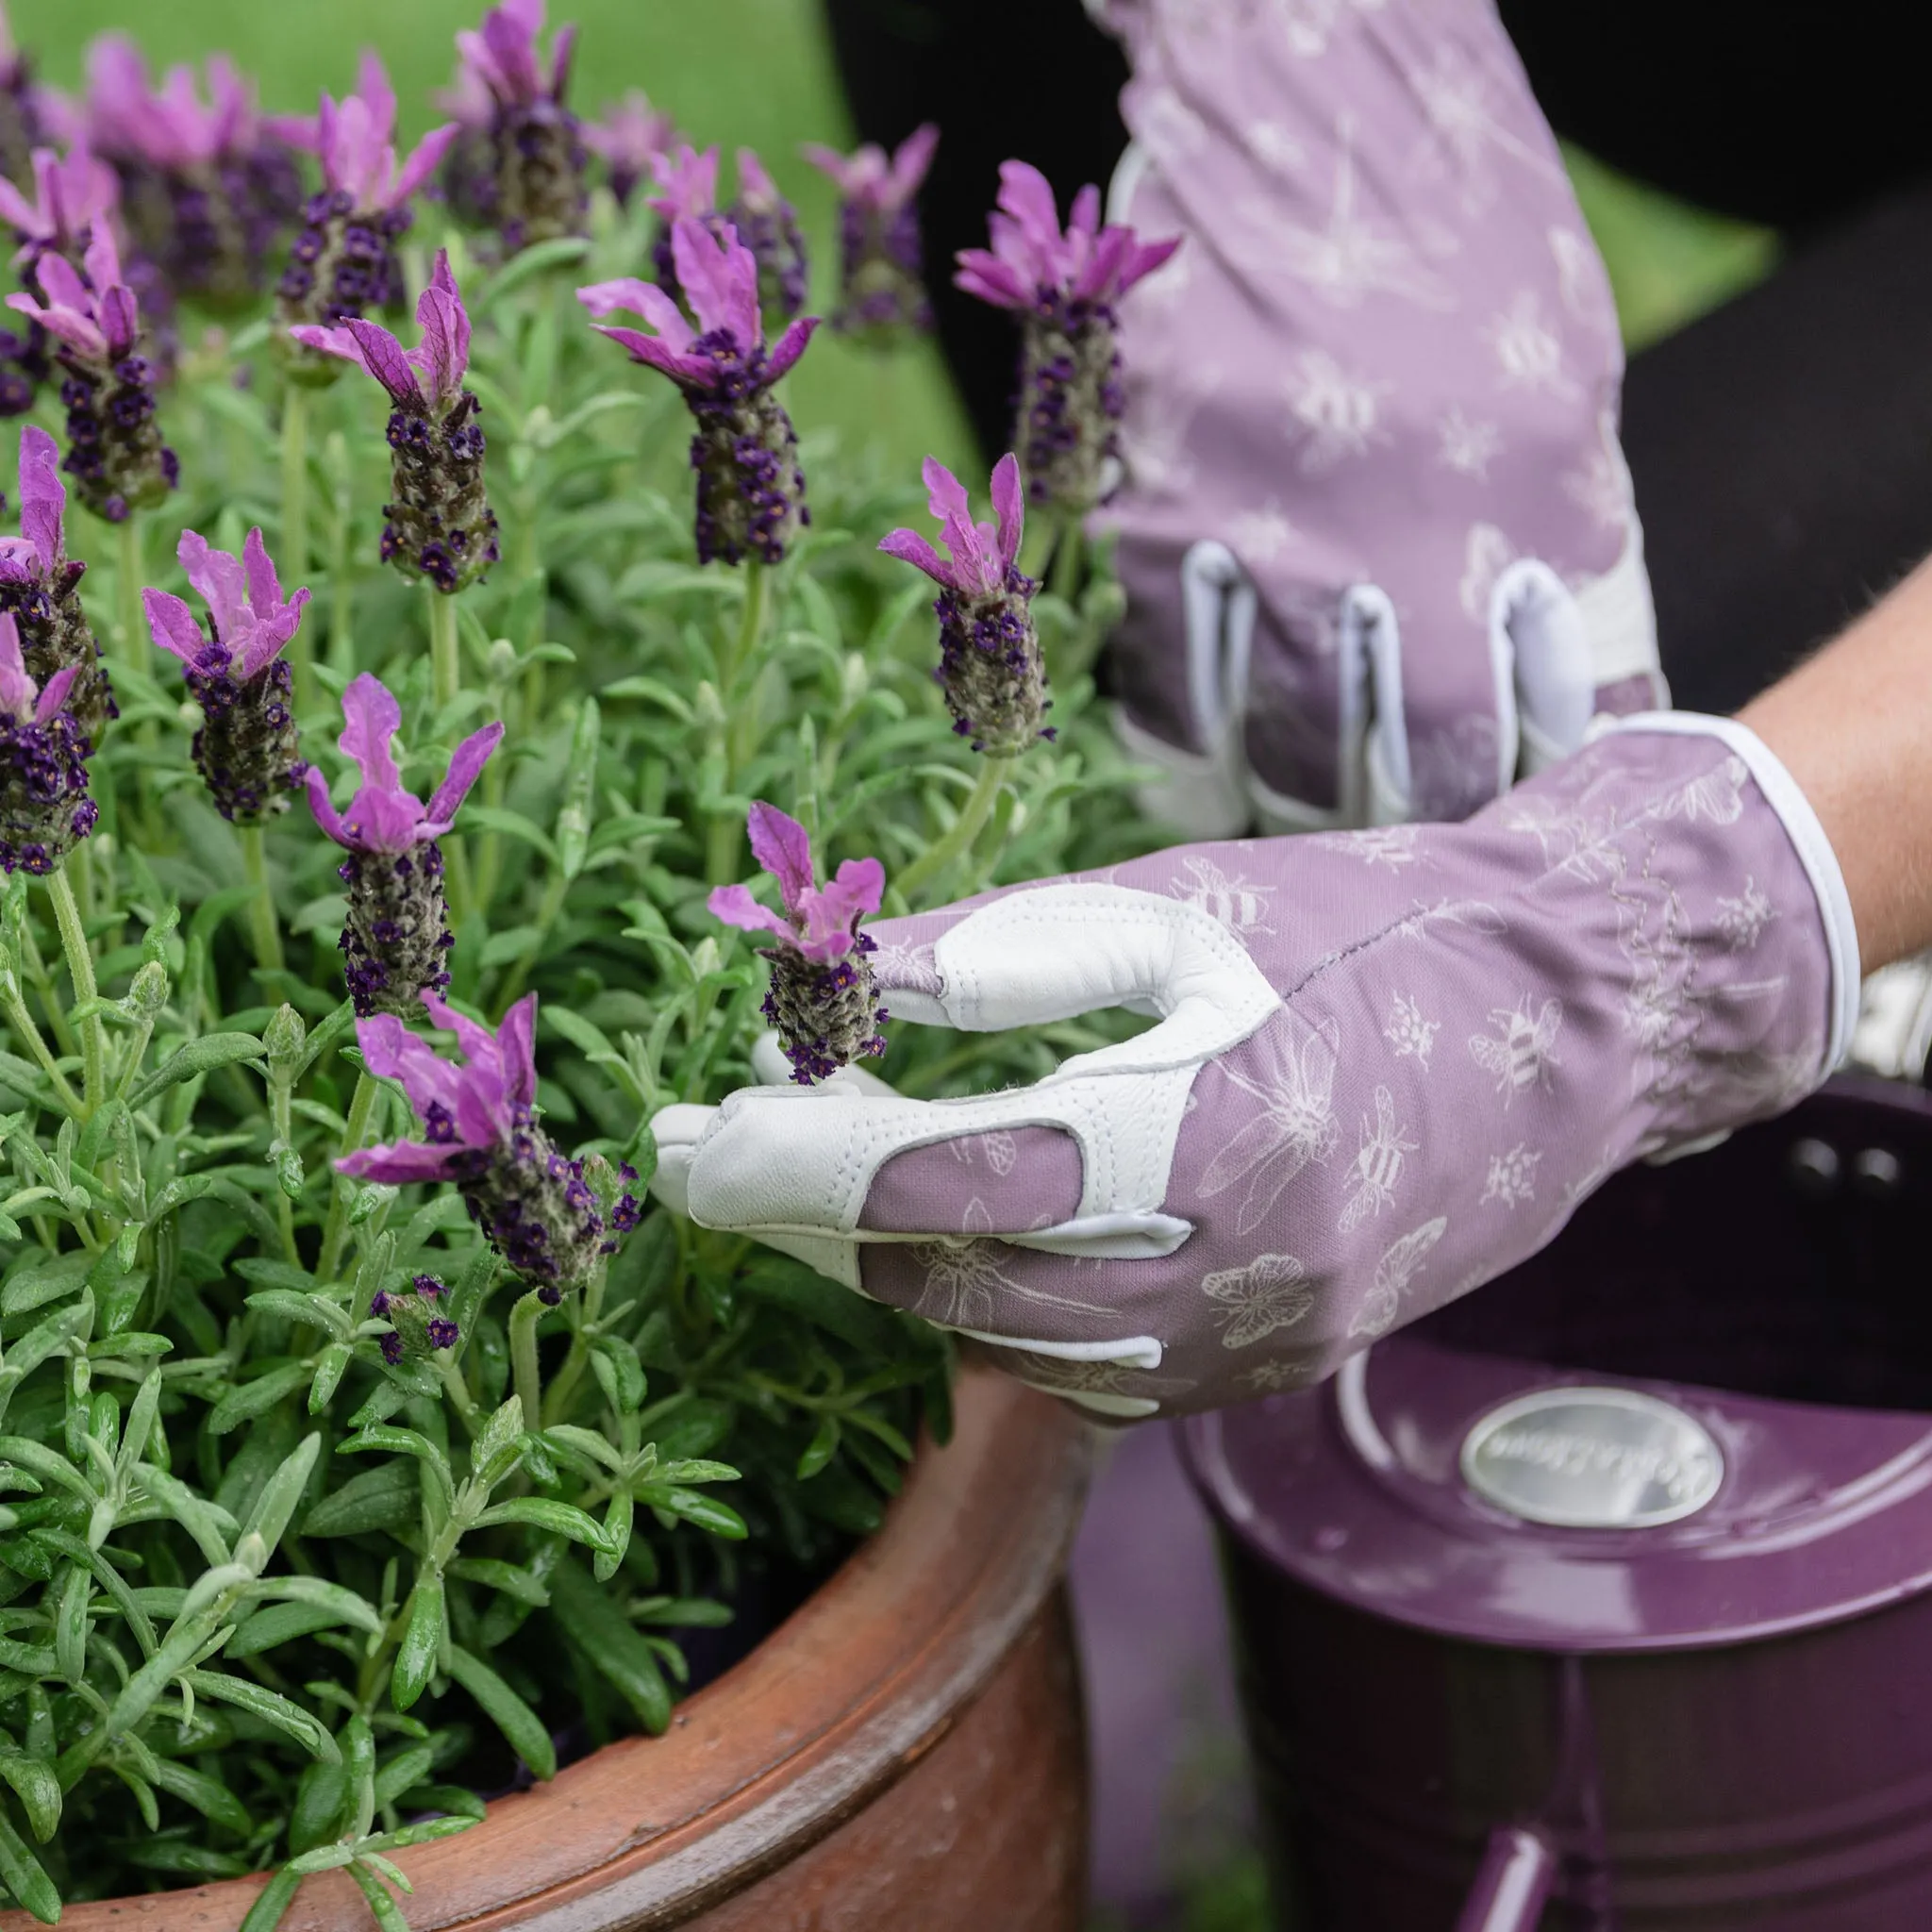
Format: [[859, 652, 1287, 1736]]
[[8, 6, 1781, 1925]]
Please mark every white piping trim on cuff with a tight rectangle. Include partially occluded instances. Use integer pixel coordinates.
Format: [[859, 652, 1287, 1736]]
[[1601, 711, 1862, 1073]]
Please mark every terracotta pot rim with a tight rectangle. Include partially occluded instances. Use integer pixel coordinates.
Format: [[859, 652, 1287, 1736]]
[[22, 1371, 1090, 1931]]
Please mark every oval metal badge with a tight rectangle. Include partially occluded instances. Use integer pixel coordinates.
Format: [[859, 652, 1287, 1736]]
[[1459, 1385, 1724, 1530]]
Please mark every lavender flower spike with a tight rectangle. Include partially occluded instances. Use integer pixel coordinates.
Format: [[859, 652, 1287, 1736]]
[[5, 223, 176, 523], [143, 525, 308, 823], [880, 452, 1050, 757], [291, 249, 500, 595], [584, 89, 675, 208], [373, 1270, 461, 1364], [0, 608, 96, 874], [709, 801, 888, 1084], [729, 149, 808, 325], [452, 0, 587, 252], [579, 218, 818, 566], [272, 52, 458, 375], [340, 991, 631, 1301], [306, 671, 503, 1017], [803, 123, 938, 344], [83, 36, 301, 311], [956, 159, 1180, 512], [0, 423, 114, 741]]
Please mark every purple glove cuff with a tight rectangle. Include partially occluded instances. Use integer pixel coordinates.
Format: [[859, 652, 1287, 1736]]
[[1596, 712, 1860, 1074]]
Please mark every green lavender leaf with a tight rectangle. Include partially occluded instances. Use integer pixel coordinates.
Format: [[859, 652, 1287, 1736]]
[[446, 1643, 557, 1780]]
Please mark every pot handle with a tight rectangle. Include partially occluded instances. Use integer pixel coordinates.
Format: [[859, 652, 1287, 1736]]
[[1455, 1825, 1557, 1932]]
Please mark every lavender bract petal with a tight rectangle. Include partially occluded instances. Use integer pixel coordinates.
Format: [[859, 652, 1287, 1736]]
[[391, 122, 458, 206], [707, 882, 793, 943], [412, 248, 470, 409], [16, 423, 64, 574], [424, 718, 504, 828], [341, 317, 425, 408], [763, 314, 818, 381], [670, 216, 760, 349], [876, 527, 950, 585], [338, 672, 403, 793], [337, 1139, 466, 1184], [31, 661, 75, 724], [177, 528, 246, 637], [745, 799, 815, 910], [304, 764, 354, 848], [142, 589, 205, 667], [498, 992, 539, 1108]]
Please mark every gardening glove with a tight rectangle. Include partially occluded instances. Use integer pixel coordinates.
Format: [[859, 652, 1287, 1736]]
[[1091, 0, 1663, 836], [649, 716, 1857, 1420]]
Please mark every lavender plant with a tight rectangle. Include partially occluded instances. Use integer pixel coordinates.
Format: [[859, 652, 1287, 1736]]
[[82, 35, 302, 314], [6, 225, 177, 526], [0, 10, 1152, 1924], [584, 90, 675, 211], [804, 123, 939, 345], [957, 158, 1179, 517]]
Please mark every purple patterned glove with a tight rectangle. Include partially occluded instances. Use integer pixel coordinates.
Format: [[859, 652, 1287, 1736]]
[[652, 719, 1856, 1419], [1090, 0, 1662, 836]]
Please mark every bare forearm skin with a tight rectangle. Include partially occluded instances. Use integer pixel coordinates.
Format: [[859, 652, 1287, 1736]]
[[1741, 555, 1932, 972]]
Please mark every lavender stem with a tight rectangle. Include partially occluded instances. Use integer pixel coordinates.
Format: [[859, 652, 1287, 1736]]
[[893, 754, 1007, 907], [508, 1289, 548, 1444], [428, 585, 461, 715], [705, 559, 767, 883], [241, 824, 285, 974], [318, 1068, 379, 1282], [280, 387, 312, 710]]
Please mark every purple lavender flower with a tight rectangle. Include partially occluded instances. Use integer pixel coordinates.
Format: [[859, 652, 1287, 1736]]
[[709, 801, 887, 1084], [339, 991, 607, 1301], [583, 89, 674, 208], [451, 0, 587, 253], [803, 124, 938, 345], [880, 453, 1050, 757], [0, 143, 120, 414], [0, 315, 43, 417], [729, 150, 808, 325], [0, 608, 95, 874], [956, 159, 1179, 512], [0, 138, 119, 265], [143, 526, 309, 823], [373, 1270, 460, 1363], [644, 142, 721, 294], [291, 249, 500, 595], [82, 36, 301, 312], [271, 54, 457, 376], [579, 219, 818, 567], [5, 225, 176, 524], [0, 424, 114, 741], [306, 672, 502, 1017]]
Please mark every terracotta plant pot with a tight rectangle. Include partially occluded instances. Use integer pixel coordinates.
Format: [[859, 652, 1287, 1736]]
[[17, 1372, 1091, 1932]]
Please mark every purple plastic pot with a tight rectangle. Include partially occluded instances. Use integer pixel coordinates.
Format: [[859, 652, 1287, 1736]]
[[1185, 1076, 1932, 1930]]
